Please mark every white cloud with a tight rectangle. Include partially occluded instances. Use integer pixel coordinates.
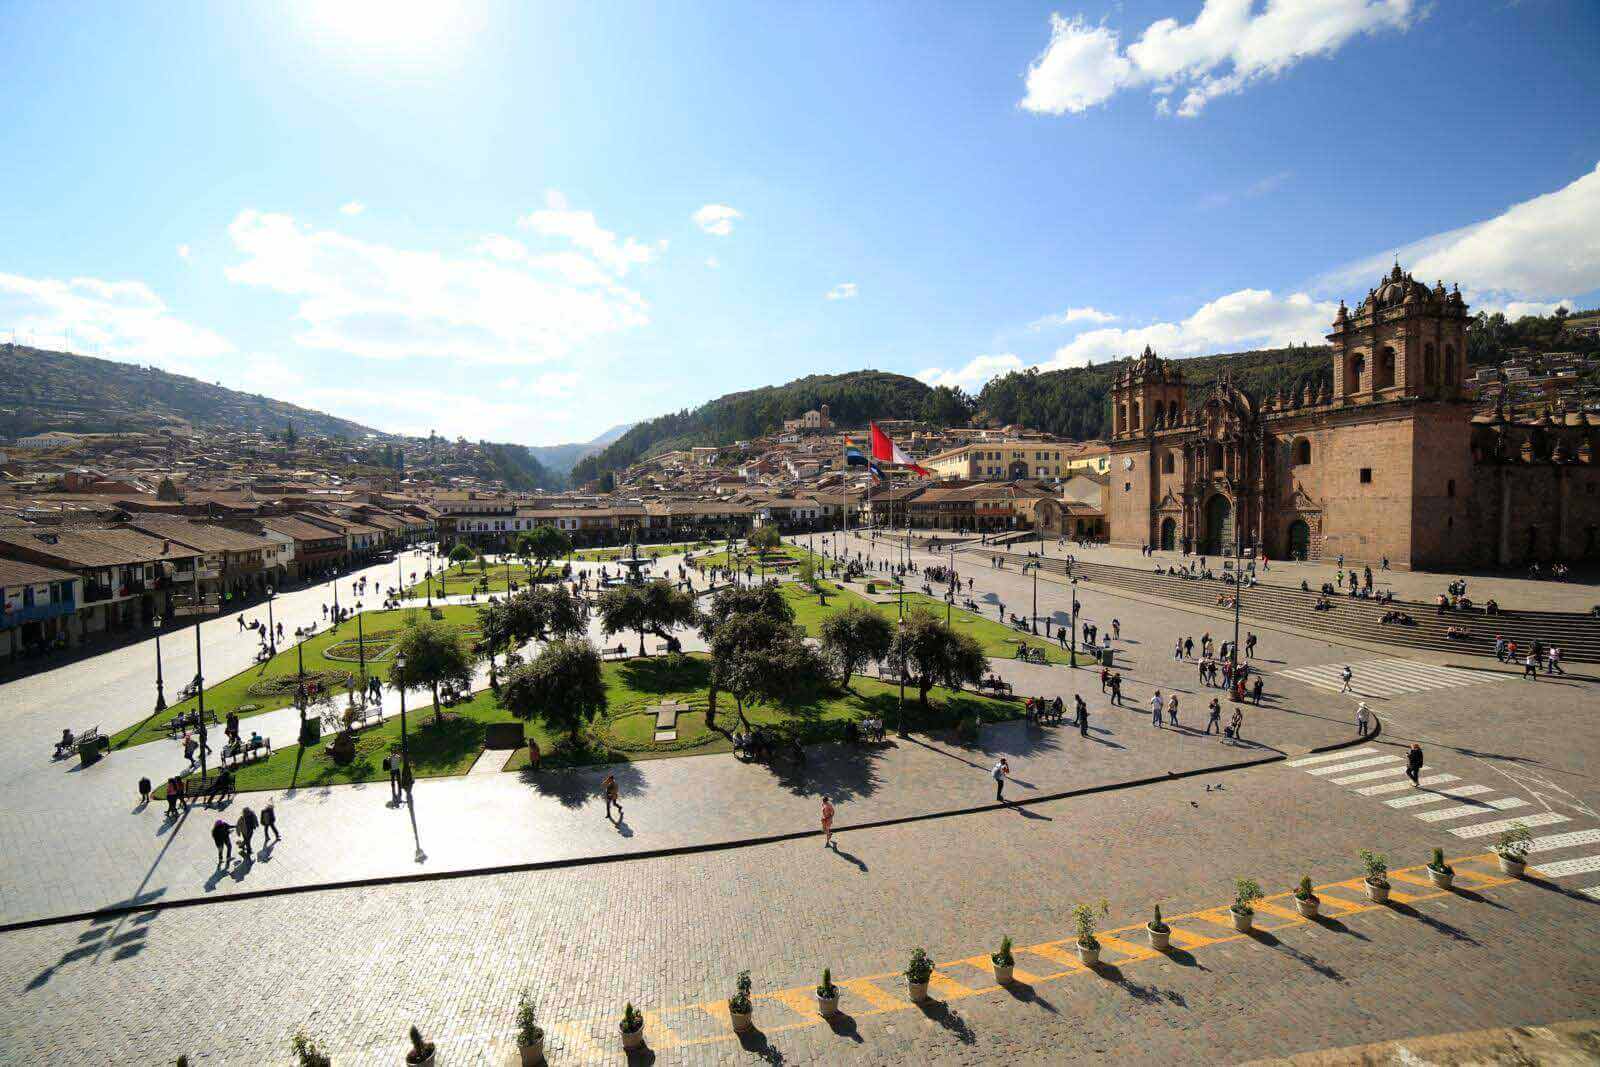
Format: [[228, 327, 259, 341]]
[[1201, 169, 1293, 208], [705, 256, 720, 269], [1022, 1, 1420, 118], [340, 202, 366, 215], [1479, 298, 1577, 320], [825, 282, 858, 301], [177, 244, 192, 260], [1316, 162, 1600, 312], [693, 204, 742, 237], [224, 207, 650, 365], [1043, 289, 1336, 369], [519, 190, 656, 277], [1028, 305, 1118, 330], [918, 353, 1026, 391], [0, 272, 234, 368]]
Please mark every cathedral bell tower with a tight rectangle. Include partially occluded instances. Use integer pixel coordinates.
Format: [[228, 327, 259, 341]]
[[1327, 263, 1470, 405], [1110, 346, 1187, 440]]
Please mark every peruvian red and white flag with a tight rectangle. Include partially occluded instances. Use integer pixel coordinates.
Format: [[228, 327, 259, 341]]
[[870, 421, 931, 476]]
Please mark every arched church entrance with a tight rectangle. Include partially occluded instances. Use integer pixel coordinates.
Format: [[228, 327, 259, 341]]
[[1202, 494, 1232, 555]]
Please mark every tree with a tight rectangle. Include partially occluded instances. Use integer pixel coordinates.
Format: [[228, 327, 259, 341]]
[[707, 612, 826, 731], [476, 599, 512, 671], [500, 638, 606, 745], [888, 609, 988, 709], [749, 525, 782, 553], [389, 620, 477, 725], [447, 542, 474, 567], [502, 585, 588, 649], [517, 525, 572, 577], [818, 604, 894, 688], [283, 420, 297, 449], [156, 475, 182, 502], [598, 579, 699, 657]]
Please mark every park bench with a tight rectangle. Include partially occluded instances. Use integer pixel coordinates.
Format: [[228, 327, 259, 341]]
[[978, 676, 1013, 697], [847, 717, 885, 744], [60, 726, 103, 763], [221, 737, 272, 768], [601, 643, 630, 661], [165, 708, 220, 738]]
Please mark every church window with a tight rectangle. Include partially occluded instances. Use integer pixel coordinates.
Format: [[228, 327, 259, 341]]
[[1447, 479, 1455, 498], [1293, 439, 1312, 465], [1360, 468, 1373, 484], [1162, 452, 1175, 474], [1210, 443, 1224, 470]]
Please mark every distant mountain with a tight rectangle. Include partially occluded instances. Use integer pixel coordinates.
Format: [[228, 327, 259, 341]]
[[569, 371, 963, 484], [0, 343, 384, 441], [526, 421, 636, 475]]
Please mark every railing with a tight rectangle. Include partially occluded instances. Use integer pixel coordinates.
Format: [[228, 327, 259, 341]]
[[82, 583, 114, 603]]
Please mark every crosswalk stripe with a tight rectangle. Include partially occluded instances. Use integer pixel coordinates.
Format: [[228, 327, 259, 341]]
[[1529, 829, 1600, 853], [1306, 755, 1401, 776], [1451, 811, 1570, 838], [1386, 785, 1491, 808], [1330, 766, 1408, 785], [1287, 749, 1376, 767], [1416, 798, 1529, 822], [1533, 855, 1600, 878], [1276, 658, 1506, 696], [1355, 774, 1460, 797]]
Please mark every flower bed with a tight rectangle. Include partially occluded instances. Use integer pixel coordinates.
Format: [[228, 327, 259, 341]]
[[245, 668, 354, 699]]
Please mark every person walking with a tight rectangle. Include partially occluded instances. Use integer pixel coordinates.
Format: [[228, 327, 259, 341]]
[[820, 796, 836, 849], [1227, 707, 1244, 743], [211, 818, 234, 867], [1251, 677, 1264, 705], [1356, 701, 1370, 736], [1245, 633, 1257, 659], [138, 776, 152, 806], [1184, 637, 1194, 659], [602, 773, 621, 820], [1110, 673, 1124, 706], [1523, 654, 1538, 680], [260, 800, 280, 843], [399, 761, 415, 804], [1405, 743, 1424, 786], [237, 806, 258, 860], [991, 757, 1011, 802], [1174, 638, 1184, 661], [1340, 665, 1354, 693], [165, 776, 181, 816], [1167, 693, 1180, 727], [1112, 618, 1120, 641], [1205, 699, 1222, 735], [1151, 691, 1164, 728], [384, 752, 401, 801], [1548, 646, 1565, 675]]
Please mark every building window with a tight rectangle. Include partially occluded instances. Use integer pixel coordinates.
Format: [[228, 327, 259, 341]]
[[1294, 439, 1312, 465], [1359, 468, 1372, 484], [1161, 452, 1174, 474], [1447, 479, 1455, 498]]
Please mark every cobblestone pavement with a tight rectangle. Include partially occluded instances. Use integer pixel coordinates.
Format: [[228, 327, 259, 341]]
[[3, 760, 1597, 1065]]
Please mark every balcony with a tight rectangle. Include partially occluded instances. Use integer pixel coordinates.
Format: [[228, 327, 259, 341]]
[[83, 583, 114, 604], [1, 599, 77, 628]]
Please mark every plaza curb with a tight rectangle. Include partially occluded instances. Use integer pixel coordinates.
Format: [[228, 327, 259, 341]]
[[0, 718, 1377, 936]]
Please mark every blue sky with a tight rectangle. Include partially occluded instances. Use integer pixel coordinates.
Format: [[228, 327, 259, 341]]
[[2, 0, 1598, 445]]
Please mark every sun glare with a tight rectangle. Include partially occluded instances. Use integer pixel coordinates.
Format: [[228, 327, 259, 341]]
[[294, 0, 481, 56]]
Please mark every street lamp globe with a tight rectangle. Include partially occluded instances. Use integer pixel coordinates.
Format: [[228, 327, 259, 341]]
[[154, 615, 163, 630]]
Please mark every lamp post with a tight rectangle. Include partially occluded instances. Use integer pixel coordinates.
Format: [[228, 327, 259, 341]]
[[394, 653, 411, 766], [1028, 559, 1039, 634], [425, 567, 433, 608], [355, 600, 366, 687], [193, 618, 210, 782], [1230, 524, 1244, 701], [265, 585, 277, 656], [896, 615, 907, 738], [152, 615, 166, 712], [1069, 577, 1080, 669]]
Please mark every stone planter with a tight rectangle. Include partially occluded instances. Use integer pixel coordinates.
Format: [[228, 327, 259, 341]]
[[407, 1050, 435, 1067], [816, 993, 839, 1018], [518, 1038, 545, 1067], [1147, 924, 1170, 951], [907, 980, 930, 1003], [729, 1008, 753, 1033], [1076, 942, 1100, 967], [1230, 908, 1253, 933], [1498, 853, 1527, 877], [1428, 866, 1454, 890], [1365, 878, 1390, 903], [620, 1024, 644, 1051], [1294, 895, 1320, 919], [992, 962, 1014, 985]]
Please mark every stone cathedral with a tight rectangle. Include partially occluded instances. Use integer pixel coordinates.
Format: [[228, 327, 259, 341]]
[[1105, 264, 1600, 570]]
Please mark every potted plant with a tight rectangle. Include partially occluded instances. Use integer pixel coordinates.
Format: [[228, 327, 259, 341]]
[[291, 1031, 331, 1067], [1293, 875, 1320, 919], [1146, 905, 1170, 951], [1427, 848, 1454, 890], [1073, 900, 1110, 965], [405, 1025, 435, 1066], [1231, 878, 1262, 932], [1493, 822, 1533, 876], [515, 990, 545, 1066], [905, 947, 935, 1002], [1361, 850, 1390, 903], [816, 967, 840, 1018], [991, 936, 1015, 984], [728, 971, 754, 1033], [619, 1003, 645, 1050]]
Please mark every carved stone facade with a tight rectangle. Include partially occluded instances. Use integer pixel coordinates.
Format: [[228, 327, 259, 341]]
[[1104, 265, 1600, 570]]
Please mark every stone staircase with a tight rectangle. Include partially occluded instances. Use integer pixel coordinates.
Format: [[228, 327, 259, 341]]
[[967, 548, 1600, 664]]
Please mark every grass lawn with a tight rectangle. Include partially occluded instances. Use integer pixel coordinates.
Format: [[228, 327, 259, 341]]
[[779, 580, 1070, 665], [402, 560, 554, 599], [113, 605, 485, 750], [694, 544, 818, 571], [572, 541, 711, 562]]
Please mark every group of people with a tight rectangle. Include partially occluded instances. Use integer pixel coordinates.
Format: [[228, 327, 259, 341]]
[[209, 801, 280, 866]]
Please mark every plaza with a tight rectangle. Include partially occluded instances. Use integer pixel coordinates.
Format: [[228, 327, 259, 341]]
[[1, 532, 1597, 1064]]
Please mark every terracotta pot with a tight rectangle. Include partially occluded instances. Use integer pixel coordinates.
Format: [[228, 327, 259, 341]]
[[730, 1008, 753, 1033], [992, 962, 1014, 985], [1230, 908, 1253, 933], [1498, 854, 1526, 877], [1147, 924, 1170, 951], [816, 993, 839, 1018], [1428, 866, 1454, 890], [907, 980, 930, 1003], [1365, 877, 1390, 903], [1076, 942, 1100, 966], [1295, 895, 1320, 919], [620, 1024, 644, 1050], [518, 1036, 545, 1066]]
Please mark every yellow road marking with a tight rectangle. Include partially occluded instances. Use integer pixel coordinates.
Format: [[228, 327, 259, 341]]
[[928, 972, 984, 1000], [1096, 934, 1157, 962], [1163, 926, 1216, 949], [1024, 940, 1090, 969], [842, 977, 910, 1014]]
